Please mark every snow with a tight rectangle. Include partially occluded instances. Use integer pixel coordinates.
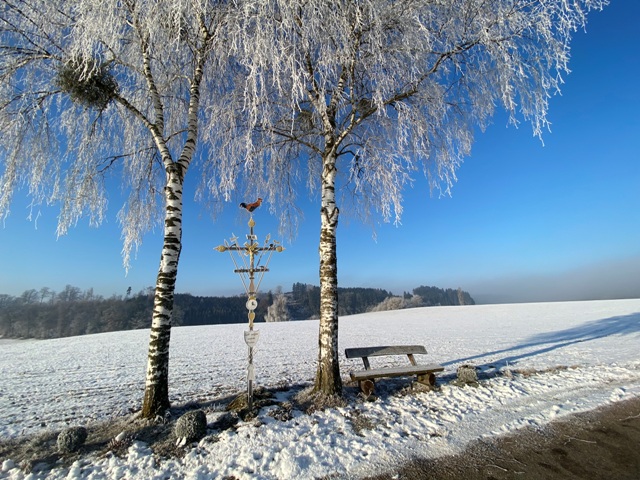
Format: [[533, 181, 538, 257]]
[[1, 299, 639, 479]]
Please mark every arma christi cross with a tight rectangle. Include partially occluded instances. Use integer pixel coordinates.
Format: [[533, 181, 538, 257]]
[[215, 203, 284, 411]]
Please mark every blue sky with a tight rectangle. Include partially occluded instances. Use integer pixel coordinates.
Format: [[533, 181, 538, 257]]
[[2, 1, 639, 304]]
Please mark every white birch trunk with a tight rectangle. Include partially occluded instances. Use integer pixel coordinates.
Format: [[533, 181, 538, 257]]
[[139, 29, 205, 417], [314, 146, 343, 395], [141, 164, 184, 418]]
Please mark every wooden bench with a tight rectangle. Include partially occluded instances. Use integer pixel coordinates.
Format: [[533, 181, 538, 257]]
[[344, 345, 444, 394]]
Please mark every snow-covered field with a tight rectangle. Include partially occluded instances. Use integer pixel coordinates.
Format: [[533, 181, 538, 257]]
[[1, 299, 639, 479]]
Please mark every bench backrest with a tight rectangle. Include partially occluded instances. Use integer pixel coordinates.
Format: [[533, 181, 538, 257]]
[[344, 345, 427, 359]]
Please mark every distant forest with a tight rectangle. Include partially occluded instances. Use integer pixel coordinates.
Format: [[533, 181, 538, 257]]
[[0, 283, 474, 339]]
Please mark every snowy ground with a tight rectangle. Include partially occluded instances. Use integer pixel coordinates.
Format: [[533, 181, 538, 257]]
[[1, 299, 639, 479]]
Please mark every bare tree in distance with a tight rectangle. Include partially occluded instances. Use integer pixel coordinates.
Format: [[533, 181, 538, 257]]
[[231, 0, 607, 398], [265, 289, 292, 323], [0, 0, 246, 418]]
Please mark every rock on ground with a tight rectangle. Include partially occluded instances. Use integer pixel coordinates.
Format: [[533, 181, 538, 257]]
[[57, 426, 88, 453], [174, 410, 207, 444], [456, 365, 478, 385]]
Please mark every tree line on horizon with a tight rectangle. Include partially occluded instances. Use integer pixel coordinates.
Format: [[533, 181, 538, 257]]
[[0, 283, 474, 340]]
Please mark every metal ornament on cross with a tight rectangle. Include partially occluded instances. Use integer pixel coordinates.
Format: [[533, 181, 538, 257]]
[[214, 214, 284, 411]]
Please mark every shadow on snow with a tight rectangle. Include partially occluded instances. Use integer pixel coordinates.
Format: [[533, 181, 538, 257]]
[[441, 312, 640, 371]]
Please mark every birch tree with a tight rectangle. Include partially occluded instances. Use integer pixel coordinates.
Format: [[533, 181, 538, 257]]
[[232, 0, 606, 397], [0, 0, 241, 418]]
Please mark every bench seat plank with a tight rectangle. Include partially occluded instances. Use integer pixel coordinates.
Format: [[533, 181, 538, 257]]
[[345, 345, 427, 359], [349, 363, 444, 381]]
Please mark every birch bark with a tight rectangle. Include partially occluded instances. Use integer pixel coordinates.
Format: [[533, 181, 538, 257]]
[[314, 143, 343, 395], [140, 24, 205, 416], [141, 164, 184, 417]]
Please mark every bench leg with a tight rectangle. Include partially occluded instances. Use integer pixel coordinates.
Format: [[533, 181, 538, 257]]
[[417, 372, 436, 387]]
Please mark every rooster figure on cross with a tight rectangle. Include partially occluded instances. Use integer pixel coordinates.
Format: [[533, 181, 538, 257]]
[[239, 197, 262, 213]]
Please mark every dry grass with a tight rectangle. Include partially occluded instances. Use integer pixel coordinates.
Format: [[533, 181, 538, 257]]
[[348, 409, 379, 436], [294, 387, 349, 414]]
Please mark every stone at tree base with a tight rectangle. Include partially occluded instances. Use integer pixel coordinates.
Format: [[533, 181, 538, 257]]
[[57, 426, 88, 453], [174, 410, 207, 444], [456, 364, 478, 385], [227, 393, 249, 412]]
